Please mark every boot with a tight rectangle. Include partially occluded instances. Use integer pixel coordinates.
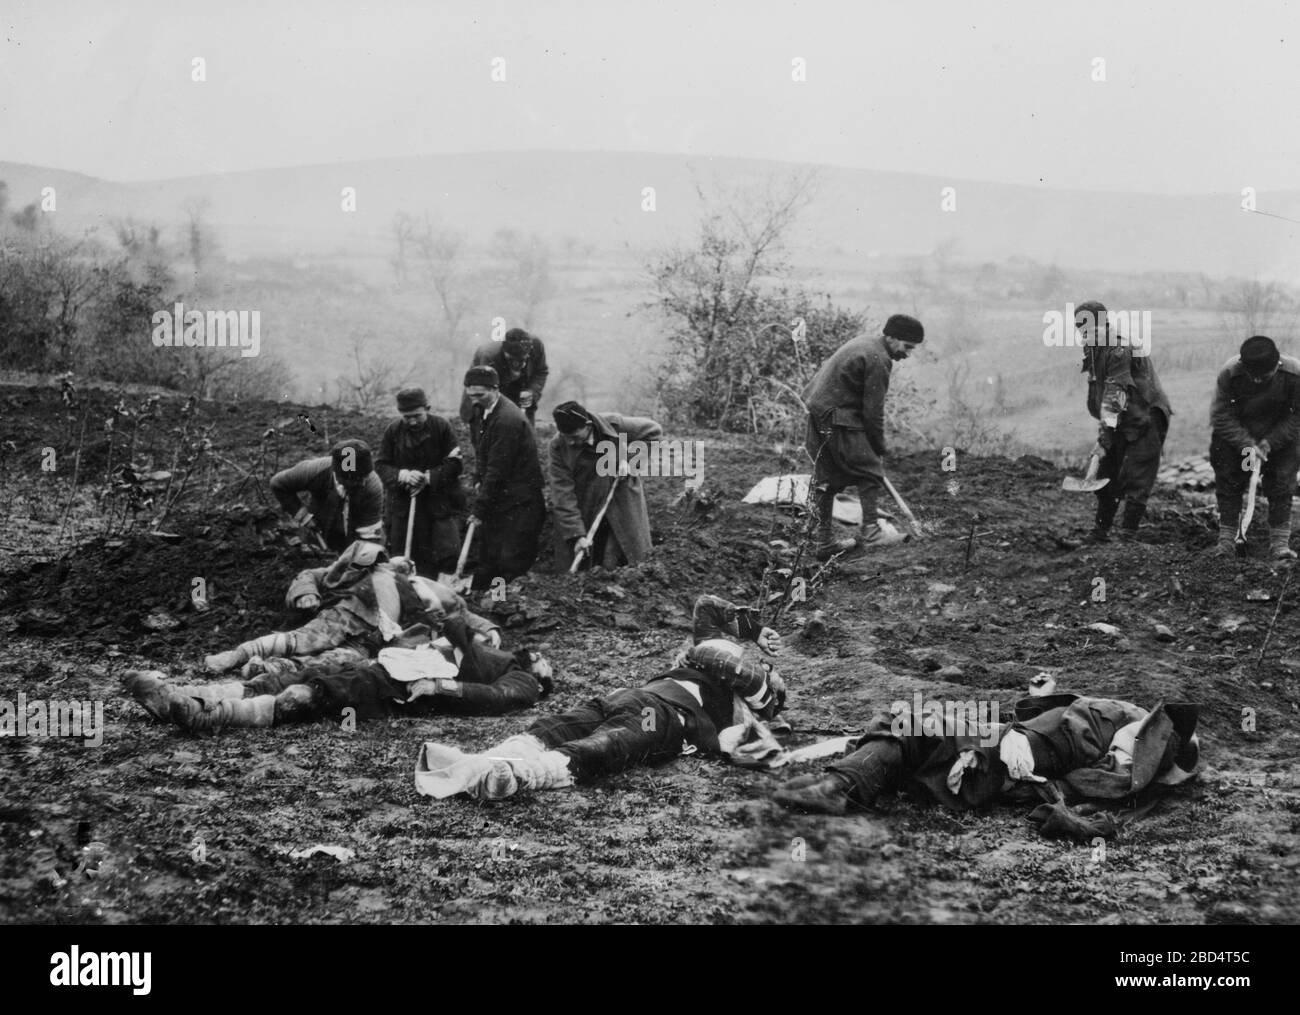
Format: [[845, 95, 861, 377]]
[[205, 632, 293, 673], [812, 486, 856, 562], [858, 521, 906, 549], [1212, 523, 1239, 558], [171, 694, 276, 734], [122, 670, 184, 721], [1119, 501, 1147, 537], [772, 771, 853, 815], [1270, 524, 1297, 560]]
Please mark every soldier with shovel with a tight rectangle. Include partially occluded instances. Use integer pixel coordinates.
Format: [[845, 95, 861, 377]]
[[1073, 301, 1171, 544], [1209, 335, 1300, 559]]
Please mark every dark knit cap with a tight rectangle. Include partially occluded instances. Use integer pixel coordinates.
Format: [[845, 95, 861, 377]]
[[463, 365, 500, 388], [553, 401, 591, 434], [1241, 335, 1280, 374], [396, 386, 429, 411], [883, 314, 924, 343], [503, 328, 533, 349], [330, 437, 374, 477], [1074, 300, 1107, 325]]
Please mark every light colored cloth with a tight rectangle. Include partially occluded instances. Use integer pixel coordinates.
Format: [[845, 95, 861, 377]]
[[377, 644, 459, 683]]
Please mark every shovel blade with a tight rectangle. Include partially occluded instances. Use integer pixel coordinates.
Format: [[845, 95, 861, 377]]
[[1062, 477, 1109, 493]]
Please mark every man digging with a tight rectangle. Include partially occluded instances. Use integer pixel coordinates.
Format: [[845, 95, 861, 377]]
[[803, 314, 923, 562]]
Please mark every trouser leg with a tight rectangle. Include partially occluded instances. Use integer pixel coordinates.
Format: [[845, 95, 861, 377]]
[[828, 738, 905, 807], [538, 691, 683, 783]]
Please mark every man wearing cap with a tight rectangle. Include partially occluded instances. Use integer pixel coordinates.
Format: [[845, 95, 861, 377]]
[[771, 691, 1199, 842], [269, 438, 385, 552], [414, 594, 787, 802], [375, 387, 465, 575], [460, 327, 550, 427], [803, 315, 924, 561], [1075, 301, 1173, 543], [1210, 335, 1300, 559], [463, 364, 547, 587], [548, 400, 662, 570], [125, 613, 554, 734]]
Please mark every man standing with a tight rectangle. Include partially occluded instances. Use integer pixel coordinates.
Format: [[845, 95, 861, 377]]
[[460, 327, 549, 426], [1075, 300, 1172, 543], [803, 314, 923, 561], [269, 438, 384, 552], [1209, 335, 1300, 559], [548, 400, 661, 570], [375, 387, 464, 575], [463, 365, 547, 587]]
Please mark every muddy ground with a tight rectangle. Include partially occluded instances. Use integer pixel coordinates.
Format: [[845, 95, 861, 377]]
[[1, 378, 1297, 924]]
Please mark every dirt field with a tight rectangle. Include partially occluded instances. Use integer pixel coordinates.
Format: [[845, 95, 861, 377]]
[[1, 379, 1298, 924]]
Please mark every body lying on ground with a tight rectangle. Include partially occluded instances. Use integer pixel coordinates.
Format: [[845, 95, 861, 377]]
[[772, 691, 1200, 841], [124, 615, 552, 733], [203, 541, 499, 675], [414, 594, 787, 801]]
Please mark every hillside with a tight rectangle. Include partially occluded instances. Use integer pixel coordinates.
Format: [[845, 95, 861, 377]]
[[0, 379, 1297, 924]]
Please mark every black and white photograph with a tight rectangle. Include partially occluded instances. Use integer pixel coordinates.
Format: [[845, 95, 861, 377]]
[[0, 0, 1296, 951]]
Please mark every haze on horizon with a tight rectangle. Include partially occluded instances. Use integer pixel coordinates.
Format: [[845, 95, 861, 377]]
[[2, 0, 1298, 195]]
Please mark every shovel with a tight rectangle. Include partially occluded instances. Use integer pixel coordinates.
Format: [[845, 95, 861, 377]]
[[570, 476, 621, 572], [1063, 455, 1109, 493], [882, 474, 924, 540], [438, 519, 478, 591], [1237, 453, 1262, 545]]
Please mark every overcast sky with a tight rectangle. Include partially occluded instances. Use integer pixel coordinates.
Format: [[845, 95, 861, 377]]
[[2, 0, 1297, 193]]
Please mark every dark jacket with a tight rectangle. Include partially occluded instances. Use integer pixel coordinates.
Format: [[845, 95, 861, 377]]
[[803, 334, 892, 457], [459, 339, 550, 421], [375, 414, 463, 520], [468, 395, 545, 518], [640, 595, 778, 752], [1210, 354, 1300, 450], [1082, 339, 1172, 447], [269, 457, 384, 550], [548, 410, 661, 568]]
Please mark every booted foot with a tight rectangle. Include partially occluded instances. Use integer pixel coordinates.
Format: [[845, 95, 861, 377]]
[[1273, 545, 1298, 561], [772, 772, 853, 815], [122, 669, 178, 721], [814, 535, 858, 562], [1085, 526, 1110, 545], [1115, 527, 1138, 543], [204, 648, 247, 673], [858, 522, 906, 549]]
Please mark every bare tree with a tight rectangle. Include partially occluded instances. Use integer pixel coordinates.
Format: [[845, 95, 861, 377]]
[[1220, 279, 1297, 336], [409, 214, 471, 342], [491, 229, 555, 327]]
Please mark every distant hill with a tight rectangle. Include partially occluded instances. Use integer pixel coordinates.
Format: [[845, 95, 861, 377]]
[[2, 151, 1297, 279]]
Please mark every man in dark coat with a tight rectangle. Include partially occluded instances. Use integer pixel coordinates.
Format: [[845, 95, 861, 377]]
[[1075, 301, 1173, 543], [464, 365, 547, 588], [124, 614, 554, 733], [548, 400, 661, 570], [459, 328, 549, 426], [1209, 335, 1300, 559], [414, 595, 787, 801], [375, 387, 464, 575], [803, 314, 923, 561], [269, 438, 384, 552], [772, 691, 1199, 841]]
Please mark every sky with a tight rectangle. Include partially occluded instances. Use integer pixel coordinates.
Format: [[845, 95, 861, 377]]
[[1, 0, 1298, 193]]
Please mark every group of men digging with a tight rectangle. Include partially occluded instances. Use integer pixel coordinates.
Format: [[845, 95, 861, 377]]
[[264, 326, 660, 589], [118, 306, 1237, 838]]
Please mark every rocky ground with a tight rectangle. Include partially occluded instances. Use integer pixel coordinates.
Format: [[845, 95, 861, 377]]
[[1, 378, 1297, 924]]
